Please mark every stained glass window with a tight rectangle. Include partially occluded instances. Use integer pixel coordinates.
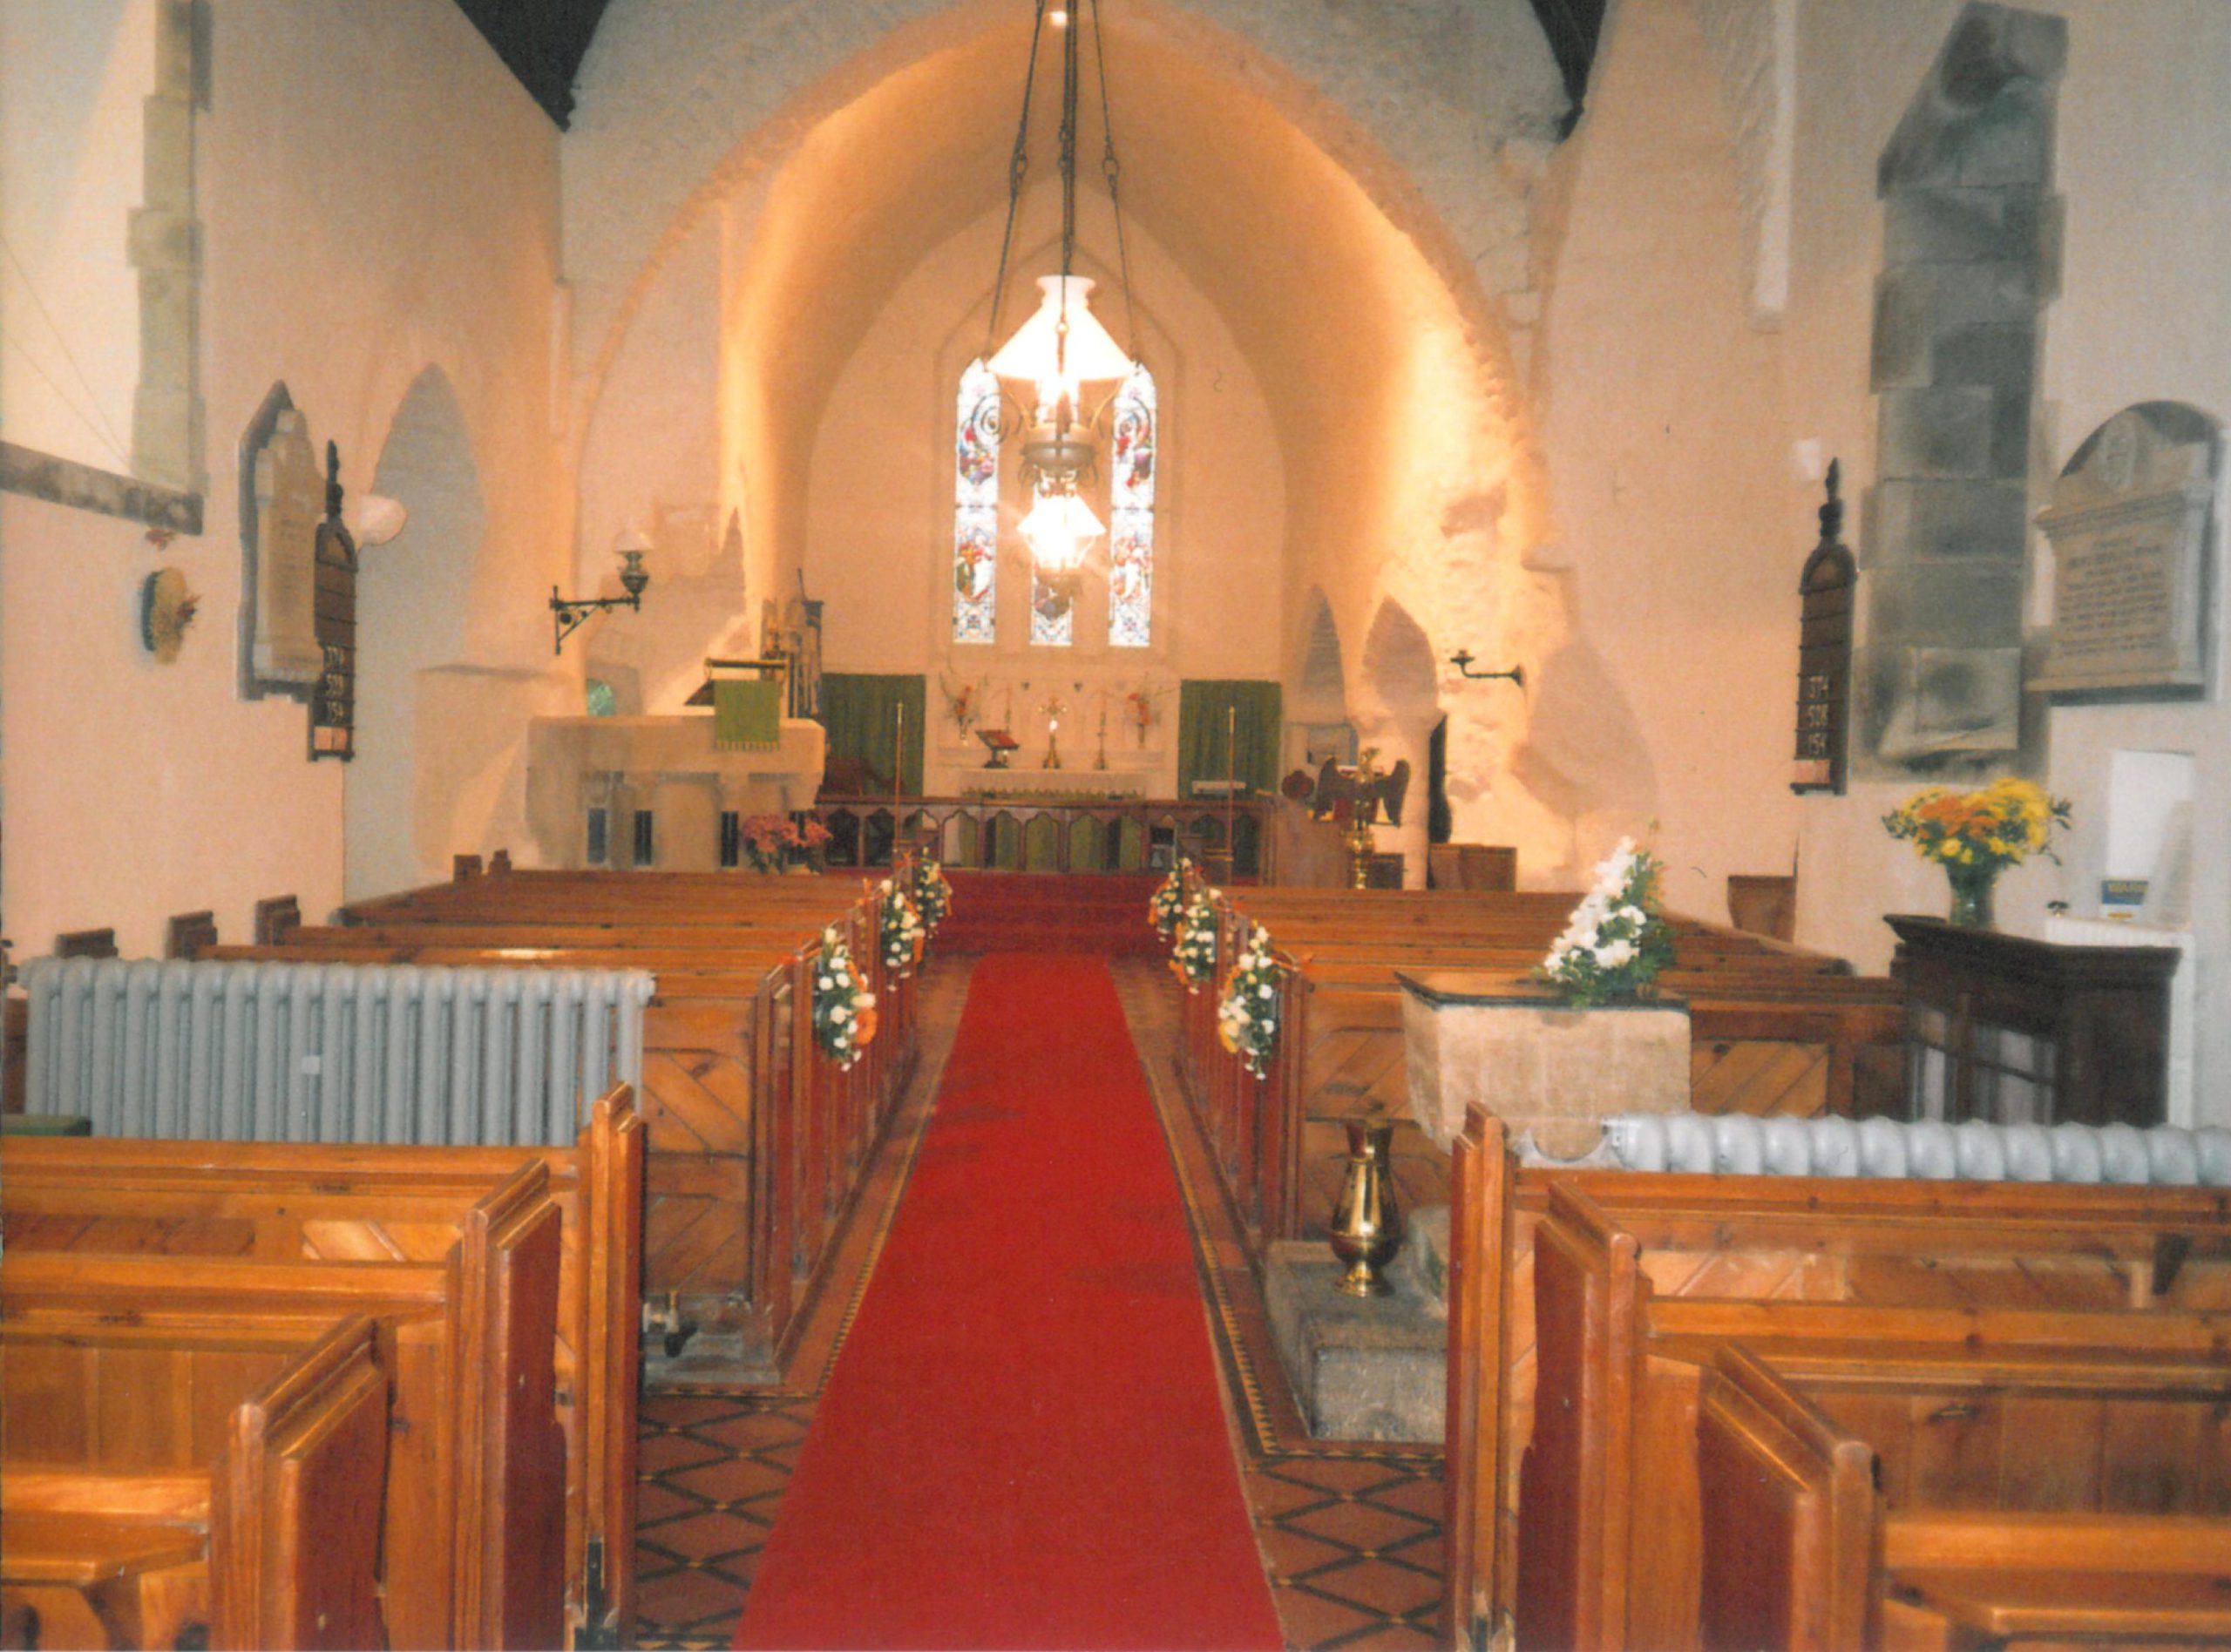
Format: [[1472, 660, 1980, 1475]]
[[1030, 571, 1075, 646], [1108, 363, 1156, 647], [951, 359, 1000, 643]]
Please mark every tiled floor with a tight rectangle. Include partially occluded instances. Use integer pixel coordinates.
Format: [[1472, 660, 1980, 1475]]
[[632, 953, 1446, 1651]]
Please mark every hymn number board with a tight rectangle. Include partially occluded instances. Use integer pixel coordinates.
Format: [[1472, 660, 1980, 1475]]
[[1793, 462, 1855, 795], [310, 439, 357, 760]]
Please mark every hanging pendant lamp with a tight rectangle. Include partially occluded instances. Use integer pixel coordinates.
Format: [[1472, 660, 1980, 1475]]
[[979, 0, 1143, 528]]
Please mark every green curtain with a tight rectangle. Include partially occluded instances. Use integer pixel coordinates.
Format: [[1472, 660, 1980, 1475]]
[[817, 674, 926, 795], [1176, 680, 1283, 797]]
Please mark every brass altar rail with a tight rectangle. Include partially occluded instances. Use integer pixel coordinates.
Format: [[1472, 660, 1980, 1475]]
[[813, 794, 1273, 877]]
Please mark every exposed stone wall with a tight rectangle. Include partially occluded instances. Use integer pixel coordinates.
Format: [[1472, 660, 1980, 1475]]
[[1856, 2, 2065, 775]]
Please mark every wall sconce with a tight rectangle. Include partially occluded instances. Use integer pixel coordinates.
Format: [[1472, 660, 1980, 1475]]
[[1448, 649, 1524, 688], [552, 527, 652, 653]]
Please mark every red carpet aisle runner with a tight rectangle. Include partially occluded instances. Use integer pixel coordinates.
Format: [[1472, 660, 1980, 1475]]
[[736, 954, 1284, 1651], [933, 872, 1169, 956]]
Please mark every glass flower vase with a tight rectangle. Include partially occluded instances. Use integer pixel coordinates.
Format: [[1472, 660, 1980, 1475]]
[[1944, 858, 2001, 928]]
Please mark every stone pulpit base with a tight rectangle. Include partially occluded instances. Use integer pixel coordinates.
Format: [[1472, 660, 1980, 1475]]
[[1398, 972, 1690, 1161], [526, 713, 828, 871]]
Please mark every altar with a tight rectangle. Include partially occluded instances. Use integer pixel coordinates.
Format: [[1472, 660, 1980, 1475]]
[[526, 712, 827, 870]]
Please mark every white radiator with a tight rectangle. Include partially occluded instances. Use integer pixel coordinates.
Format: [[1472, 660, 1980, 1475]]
[[1599, 1112, 2231, 1187], [22, 958, 654, 1148]]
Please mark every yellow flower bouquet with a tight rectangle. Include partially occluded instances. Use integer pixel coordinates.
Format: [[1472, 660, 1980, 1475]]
[[1882, 777, 2071, 926]]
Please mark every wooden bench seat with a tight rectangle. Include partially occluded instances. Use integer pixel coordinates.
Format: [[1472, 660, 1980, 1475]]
[[1517, 1169, 2231, 1651], [1, 1085, 643, 1645], [3, 1183, 564, 1649], [1441, 1107, 2231, 1650], [1, 1316, 387, 1652], [1697, 1344, 2231, 1652]]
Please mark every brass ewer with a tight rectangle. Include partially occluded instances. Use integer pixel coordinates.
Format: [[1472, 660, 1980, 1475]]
[[1328, 1120, 1402, 1297]]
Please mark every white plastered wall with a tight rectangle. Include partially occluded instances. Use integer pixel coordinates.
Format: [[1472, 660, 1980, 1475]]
[[2, 0, 568, 951]]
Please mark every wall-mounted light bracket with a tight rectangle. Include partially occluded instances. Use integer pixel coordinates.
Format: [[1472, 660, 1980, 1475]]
[[1448, 649, 1524, 688], [551, 542, 650, 654]]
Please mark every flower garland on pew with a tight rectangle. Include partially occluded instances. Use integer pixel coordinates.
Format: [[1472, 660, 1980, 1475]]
[[912, 858, 952, 935], [1215, 921, 1286, 1079], [1149, 861, 1188, 939], [812, 925, 878, 1068], [1535, 836, 1677, 1008], [1170, 888, 1218, 992], [876, 876, 926, 977]]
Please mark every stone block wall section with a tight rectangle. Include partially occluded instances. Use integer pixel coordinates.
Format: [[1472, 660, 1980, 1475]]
[[1857, 2, 2065, 775]]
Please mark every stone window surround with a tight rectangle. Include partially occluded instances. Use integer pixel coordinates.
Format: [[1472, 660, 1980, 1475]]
[[1856, 0, 2065, 777], [0, 0, 204, 535]]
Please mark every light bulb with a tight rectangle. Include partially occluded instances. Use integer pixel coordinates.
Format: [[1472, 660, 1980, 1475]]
[[1020, 487, 1104, 573]]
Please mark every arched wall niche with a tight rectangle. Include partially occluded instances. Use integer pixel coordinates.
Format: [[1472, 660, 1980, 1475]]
[[349, 365, 573, 898], [1292, 591, 1348, 721], [1356, 597, 1442, 884]]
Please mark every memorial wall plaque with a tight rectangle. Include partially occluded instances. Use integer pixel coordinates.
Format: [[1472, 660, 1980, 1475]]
[[2031, 403, 2217, 697]]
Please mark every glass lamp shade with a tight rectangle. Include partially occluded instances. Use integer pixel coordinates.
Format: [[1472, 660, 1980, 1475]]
[[1020, 486, 1104, 573], [987, 275, 1133, 413]]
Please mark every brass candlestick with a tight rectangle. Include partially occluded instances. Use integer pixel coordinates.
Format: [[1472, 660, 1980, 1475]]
[[1346, 747, 1383, 889]]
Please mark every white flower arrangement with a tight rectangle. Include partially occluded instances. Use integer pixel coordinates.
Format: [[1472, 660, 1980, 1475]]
[[912, 858, 953, 932], [1169, 890, 1218, 992], [1149, 862, 1188, 938], [877, 877, 926, 976], [1216, 922, 1286, 1078], [812, 925, 878, 1068], [1536, 836, 1677, 1008]]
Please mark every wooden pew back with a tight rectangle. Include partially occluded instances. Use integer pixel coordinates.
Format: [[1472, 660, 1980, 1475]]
[[2, 1191, 565, 1649], [1, 1085, 645, 1644], [1, 1314, 388, 1652]]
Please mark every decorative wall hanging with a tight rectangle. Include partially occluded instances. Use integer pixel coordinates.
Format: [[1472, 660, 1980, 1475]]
[[237, 383, 323, 698], [235, 384, 363, 759], [1792, 461, 1855, 794], [309, 440, 358, 760], [139, 567, 199, 662], [2031, 402, 2220, 699]]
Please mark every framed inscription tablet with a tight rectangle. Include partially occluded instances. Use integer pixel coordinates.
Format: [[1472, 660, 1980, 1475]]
[[2032, 403, 2218, 698]]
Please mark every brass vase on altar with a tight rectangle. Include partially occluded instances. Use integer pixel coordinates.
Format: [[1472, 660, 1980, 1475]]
[[1328, 1120, 1402, 1297]]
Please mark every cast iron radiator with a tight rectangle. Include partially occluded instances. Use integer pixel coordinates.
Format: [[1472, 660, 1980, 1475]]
[[21, 957, 654, 1147]]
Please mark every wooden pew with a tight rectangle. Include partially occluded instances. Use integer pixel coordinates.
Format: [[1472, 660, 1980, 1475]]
[[1508, 1176, 2221, 1649], [198, 938, 854, 1367], [1441, 1107, 2231, 1650], [2, 1175, 566, 1649], [305, 860, 922, 1371], [1, 1314, 387, 1652], [1696, 1341, 2231, 1651], [1168, 884, 1904, 1267], [1, 1086, 644, 1645]]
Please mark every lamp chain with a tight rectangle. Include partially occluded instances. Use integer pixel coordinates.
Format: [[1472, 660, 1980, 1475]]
[[1088, 0, 1140, 359], [983, 0, 1054, 362]]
